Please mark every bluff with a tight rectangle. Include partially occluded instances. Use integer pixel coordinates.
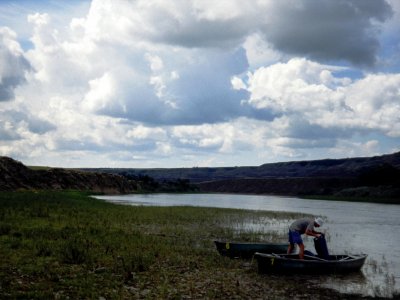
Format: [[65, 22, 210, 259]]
[[85, 152, 400, 182], [0, 157, 137, 194], [84, 152, 400, 200], [3, 152, 399, 199]]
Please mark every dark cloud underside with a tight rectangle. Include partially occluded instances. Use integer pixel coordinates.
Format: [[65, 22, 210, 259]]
[[261, 0, 392, 66]]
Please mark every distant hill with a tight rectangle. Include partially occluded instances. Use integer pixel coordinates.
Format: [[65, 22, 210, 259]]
[[83, 151, 400, 181], [82, 152, 400, 200], [0, 156, 137, 194], [2, 152, 399, 200]]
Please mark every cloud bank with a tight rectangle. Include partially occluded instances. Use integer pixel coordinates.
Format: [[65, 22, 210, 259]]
[[0, 0, 399, 167]]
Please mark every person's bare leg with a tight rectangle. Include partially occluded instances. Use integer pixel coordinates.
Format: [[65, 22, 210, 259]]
[[287, 244, 293, 254], [298, 243, 305, 259]]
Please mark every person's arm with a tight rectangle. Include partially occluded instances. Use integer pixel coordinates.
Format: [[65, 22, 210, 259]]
[[305, 229, 321, 237], [305, 222, 321, 237]]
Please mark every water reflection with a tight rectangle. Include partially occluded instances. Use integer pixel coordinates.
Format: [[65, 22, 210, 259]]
[[94, 193, 399, 297]]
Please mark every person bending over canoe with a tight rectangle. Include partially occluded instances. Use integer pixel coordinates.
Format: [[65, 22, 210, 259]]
[[287, 217, 324, 259]]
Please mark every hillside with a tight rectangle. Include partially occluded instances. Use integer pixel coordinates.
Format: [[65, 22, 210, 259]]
[[83, 152, 400, 199], [84, 151, 400, 182], [0, 157, 137, 194], [2, 152, 399, 200], [82, 152, 400, 182]]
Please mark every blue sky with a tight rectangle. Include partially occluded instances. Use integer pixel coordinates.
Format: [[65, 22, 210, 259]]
[[0, 0, 399, 168]]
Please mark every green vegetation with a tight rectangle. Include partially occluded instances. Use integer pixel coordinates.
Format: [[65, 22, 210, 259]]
[[0, 191, 370, 299], [27, 166, 53, 171]]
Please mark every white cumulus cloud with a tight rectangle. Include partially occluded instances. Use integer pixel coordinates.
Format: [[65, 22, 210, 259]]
[[0, 0, 399, 167]]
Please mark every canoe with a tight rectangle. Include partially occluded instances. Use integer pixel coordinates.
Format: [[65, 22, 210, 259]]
[[214, 240, 288, 259], [255, 252, 367, 274]]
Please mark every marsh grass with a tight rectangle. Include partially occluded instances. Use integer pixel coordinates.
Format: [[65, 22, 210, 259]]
[[0, 191, 377, 299]]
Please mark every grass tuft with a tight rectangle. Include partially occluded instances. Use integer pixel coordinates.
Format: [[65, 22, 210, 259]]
[[60, 238, 91, 264]]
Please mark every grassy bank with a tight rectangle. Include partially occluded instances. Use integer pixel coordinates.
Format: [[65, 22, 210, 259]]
[[0, 191, 372, 299]]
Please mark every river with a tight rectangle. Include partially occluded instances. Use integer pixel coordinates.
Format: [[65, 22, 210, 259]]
[[94, 193, 400, 298]]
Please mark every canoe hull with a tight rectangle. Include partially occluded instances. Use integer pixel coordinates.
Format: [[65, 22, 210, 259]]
[[255, 253, 367, 274], [214, 240, 288, 259]]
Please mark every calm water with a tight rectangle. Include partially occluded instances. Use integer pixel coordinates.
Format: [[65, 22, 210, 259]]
[[94, 193, 400, 298]]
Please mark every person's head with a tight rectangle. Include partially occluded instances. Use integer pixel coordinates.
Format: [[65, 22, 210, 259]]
[[314, 217, 324, 227]]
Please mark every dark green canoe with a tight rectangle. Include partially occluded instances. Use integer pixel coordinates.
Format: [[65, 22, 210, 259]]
[[214, 240, 288, 259], [255, 252, 367, 274]]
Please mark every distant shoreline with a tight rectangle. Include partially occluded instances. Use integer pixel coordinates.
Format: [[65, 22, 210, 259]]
[[2, 152, 399, 204]]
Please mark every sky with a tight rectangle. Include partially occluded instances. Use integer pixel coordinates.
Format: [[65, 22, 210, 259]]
[[0, 0, 399, 168]]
